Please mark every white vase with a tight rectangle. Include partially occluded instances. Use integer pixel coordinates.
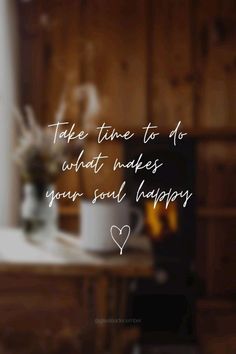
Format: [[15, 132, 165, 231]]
[[21, 184, 58, 244]]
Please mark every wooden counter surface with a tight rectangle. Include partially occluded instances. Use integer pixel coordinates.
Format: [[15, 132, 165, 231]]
[[0, 228, 154, 352], [0, 228, 154, 277]]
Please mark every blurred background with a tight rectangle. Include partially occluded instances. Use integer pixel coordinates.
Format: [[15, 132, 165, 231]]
[[0, 0, 236, 353]]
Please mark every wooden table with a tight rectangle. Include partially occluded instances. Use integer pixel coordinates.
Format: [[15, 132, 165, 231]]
[[0, 228, 153, 354]]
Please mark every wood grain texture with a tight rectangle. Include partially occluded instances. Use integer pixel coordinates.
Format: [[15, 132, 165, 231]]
[[17, 0, 236, 308], [81, 141, 124, 199], [197, 142, 236, 207], [57, 161, 80, 206], [0, 228, 153, 352], [197, 299, 236, 346], [0, 230, 153, 352], [197, 141, 236, 296], [195, 0, 236, 127], [59, 214, 79, 234], [196, 219, 208, 287], [18, 0, 45, 118], [81, 0, 147, 128], [202, 218, 236, 295], [42, 0, 81, 124], [18, 0, 82, 124], [203, 336, 236, 354], [0, 275, 97, 354], [150, 0, 194, 127]]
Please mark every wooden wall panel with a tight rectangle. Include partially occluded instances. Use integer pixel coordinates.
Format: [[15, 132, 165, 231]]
[[197, 141, 236, 296], [19, 0, 148, 129], [205, 218, 236, 295], [42, 0, 81, 124], [18, 0, 45, 119], [150, 0, 194, 127], [18, 0, 236, 129], [19, 0, 82, 124], [197, 299, 236, 346], [195, 0, 236, 127], [82, 141, 124, 199], [57, 164, 80, 207], [203, 335, 236, 354], [197, 218, 236, 296], [197, 142, 236, 207], [19, 1, 84, 234], [196, 219, 207, 287], [59, 215, 78, 234], [81, 0, 147, 128]]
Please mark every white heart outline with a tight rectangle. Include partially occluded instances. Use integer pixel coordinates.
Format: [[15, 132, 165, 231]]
[[110, 225, 131, 255]]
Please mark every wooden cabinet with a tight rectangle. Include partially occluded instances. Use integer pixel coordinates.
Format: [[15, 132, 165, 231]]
[[0, 231, 153, 354]]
